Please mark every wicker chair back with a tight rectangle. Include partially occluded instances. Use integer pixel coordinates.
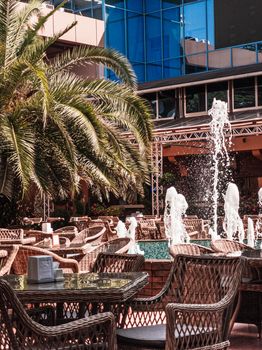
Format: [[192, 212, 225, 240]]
[[92, 252, 145, 273]]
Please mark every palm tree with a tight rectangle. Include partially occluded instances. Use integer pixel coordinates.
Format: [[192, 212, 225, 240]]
[[0, 0, 152, 205]]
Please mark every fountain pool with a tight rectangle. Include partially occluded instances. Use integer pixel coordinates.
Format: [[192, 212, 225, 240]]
[[138, 239, 262, 260]]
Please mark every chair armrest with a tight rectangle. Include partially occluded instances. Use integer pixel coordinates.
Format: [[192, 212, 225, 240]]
[[23, 312, 116, 349], [165, 298, 233, 350]]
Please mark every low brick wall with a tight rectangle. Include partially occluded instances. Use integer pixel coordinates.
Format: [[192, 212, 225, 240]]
[[136, 259, 172, 297]]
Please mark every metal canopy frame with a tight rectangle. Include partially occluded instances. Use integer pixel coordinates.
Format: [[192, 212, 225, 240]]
[[151, 119, 262, 215]]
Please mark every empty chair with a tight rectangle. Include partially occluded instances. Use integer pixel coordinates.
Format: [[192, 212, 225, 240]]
[[0, 229, 35, 245], [169, 243, 213, 257], [0, 245, 19, 276], [10, 245, 79, 274], [117, 254, 242, 350], [210, 239, 254, 254], [0, 279, 116, 349], [92, 252, 145, 273], [75, 237, 131, 272], [71, 225, 106, 245]]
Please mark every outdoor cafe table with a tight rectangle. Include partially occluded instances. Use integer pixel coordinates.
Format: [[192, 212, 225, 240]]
[[1, 271, 148, 304]]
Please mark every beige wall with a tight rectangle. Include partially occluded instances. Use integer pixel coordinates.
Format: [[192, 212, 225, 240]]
[[18, 2, 104, 47]]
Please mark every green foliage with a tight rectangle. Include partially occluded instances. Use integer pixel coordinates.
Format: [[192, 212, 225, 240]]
[[0, 0, 152, 207], [159, 172, 177, 187]]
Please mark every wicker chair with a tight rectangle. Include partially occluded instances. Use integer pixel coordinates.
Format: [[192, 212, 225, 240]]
[[92, 252, 145, 273], [116, 254, 242, 350], [10, 245, 79, 274], [0, 279, 116, 350], [75, 238, 131, 272], [0, 228, 35, 245], [71, 225, 106, 245], [0, 245, 19, 276], [169, 243, 214, 257], [210, 239, 255, 254]]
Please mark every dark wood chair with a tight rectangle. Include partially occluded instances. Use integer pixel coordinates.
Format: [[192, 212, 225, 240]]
[[92, 252, 145, 273], [116, 254, 242, 350], [0, 279, 116, 349]]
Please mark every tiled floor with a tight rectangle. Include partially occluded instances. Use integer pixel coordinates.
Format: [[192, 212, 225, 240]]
[[229, 323, 262, 349]]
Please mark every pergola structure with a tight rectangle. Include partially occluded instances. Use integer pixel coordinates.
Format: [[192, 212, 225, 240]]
[[151, 118, 262, 216]]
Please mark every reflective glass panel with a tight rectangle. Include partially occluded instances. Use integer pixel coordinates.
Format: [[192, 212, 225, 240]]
[[232, 45, 257, 67], [185, 53, 207, 74], [106, 8, 125, 54], [163, 58, 182, 78], [207, 0, 214, 48], [144, 0, 161, 13], [105, 0, 124, 9], [127, 12, 144, 62], [162, 0, 182, 9], [257, 43, 262, 63], [186, 85, 206, 113], [257, 76, 262, 106], [234, 78, 255, 109], [163, 8, 181, 59], [126, 0, 143, 12], [142, 93, 158, 119], [133, 64, 145, 83], [158, 90, 178, 119], [145, 13, 161, 62], [184, 1, 207, 55], [146, 63, 162, 82], [207, 81, 228, 109]]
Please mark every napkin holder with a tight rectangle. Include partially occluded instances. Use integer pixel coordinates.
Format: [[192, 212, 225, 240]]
[[28, 256, 54, 284]]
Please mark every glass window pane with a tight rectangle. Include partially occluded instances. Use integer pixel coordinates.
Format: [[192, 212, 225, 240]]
[[257, 43, 262, 63], [163, 8, 181, 59], [257, 76, 262, 106], [145, 13, 161, 62], [126, 0, 143, 12], [127, 12, 144, 62], [106, 8, 125, 54], [232, 45, 257, 67], [146, 63, 162, 82], [144, 0, 161, 13], [207, 0, 214, 48], [133, 64, 145, 83], [142, 93, 157, 119], [234, 78, 255, 109], [158, 90, 178, 119], [163, 0, 182, 9], [186, 85, 206, 113], [185, 53, 207, 74], [105, 0, 124, 9], [207, 82, 228, 110], [163, 58, 182, 78], [184, 1, 207, 55]]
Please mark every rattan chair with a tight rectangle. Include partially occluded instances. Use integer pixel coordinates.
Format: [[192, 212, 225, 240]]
[[0, 228, 35, 245], [0, 279, 116, 349], [75, 237, 131, 272], [0, 245, 19, 276], [71, 225, 106, 245], [169, 243, 214, 257], [117, 254, 242, 350], [210, 239, 254, 254], [91, 252, 145, 273], [10, 245, 79, 274]]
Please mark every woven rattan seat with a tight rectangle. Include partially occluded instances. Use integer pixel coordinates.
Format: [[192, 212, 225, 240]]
[[0, 279, 117, 349], [210, 239, 254, 254], [117, 254, 242, 350], [92, 252, 145, 273], [169, 243, 213, 257]]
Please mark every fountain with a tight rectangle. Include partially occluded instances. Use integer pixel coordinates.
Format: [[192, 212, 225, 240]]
[[208, 98, 232, 238], [223, 182, 245, 242], [164, 186, 189, 245], [247, 217, 255, 248]]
